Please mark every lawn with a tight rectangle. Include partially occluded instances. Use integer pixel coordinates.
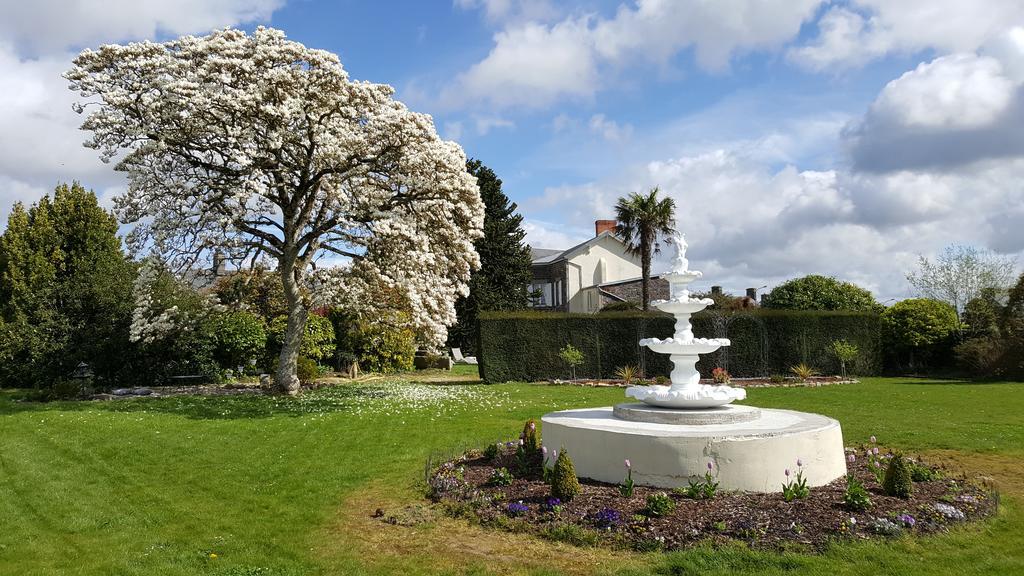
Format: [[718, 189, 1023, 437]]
[[1, 373, 1023, 575]]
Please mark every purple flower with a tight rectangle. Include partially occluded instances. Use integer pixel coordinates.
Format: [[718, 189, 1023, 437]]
[[542, 446, 548, 455], [870, 435, 876, 444], [541, 497, 562, 512], [797, 458, 803, 467], [552, 450, 558, 460], [589, 508, 622, 529], [785, 468, 791, 477], [707, 461, 714, 471], [506, 501, 529, 517], [529, 422, 536, 430], [873, 447, 880, 455], [898, 514, 916, 527], [847, 454, 856, 463], [624, 459, 631, 468]]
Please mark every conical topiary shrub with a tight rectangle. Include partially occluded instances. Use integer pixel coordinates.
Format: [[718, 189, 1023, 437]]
[[521, 419, 541, 457], [882, 453, 913, 498], [550, 448, 581, 501]]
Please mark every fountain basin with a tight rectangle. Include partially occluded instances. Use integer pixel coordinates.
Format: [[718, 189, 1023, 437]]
[[625, 383, 746, 408], [541, 406, 847, 492], [639, 338, 729, 356]]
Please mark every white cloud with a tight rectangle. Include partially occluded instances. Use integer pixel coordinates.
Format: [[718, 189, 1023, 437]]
[[0, 0, 284, 56], [445, 0, 823, 109], [521, 145, 1024, 300], [522, 218, 589, 250], [0, 0, 283, 225], [845, 45, 1024, 172], [453, 0, 558, 26], [791, 0, 1024, 70], [870, 54, 1016, 130], [473, 115, 515, 135], [588, 114, 632, 141]]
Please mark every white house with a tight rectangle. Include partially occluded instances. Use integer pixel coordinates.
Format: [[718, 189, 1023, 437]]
[[528, 220, 668, 313]]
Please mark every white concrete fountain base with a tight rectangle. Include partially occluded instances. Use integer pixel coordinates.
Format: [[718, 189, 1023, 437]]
[[541, 406, 846, 492]]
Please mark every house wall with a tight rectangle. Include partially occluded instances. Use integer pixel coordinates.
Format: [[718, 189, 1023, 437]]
[[602, 277, 670, 305], [565, 235, 641, 313]]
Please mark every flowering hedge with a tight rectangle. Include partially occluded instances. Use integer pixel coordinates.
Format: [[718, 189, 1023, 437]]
[[477, 310, 882, 382]]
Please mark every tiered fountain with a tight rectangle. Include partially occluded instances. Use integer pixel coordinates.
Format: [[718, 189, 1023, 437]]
[[542, 228, 847, 492]]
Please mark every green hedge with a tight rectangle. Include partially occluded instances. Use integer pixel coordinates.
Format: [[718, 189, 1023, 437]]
[[477, 310, 882, 382]]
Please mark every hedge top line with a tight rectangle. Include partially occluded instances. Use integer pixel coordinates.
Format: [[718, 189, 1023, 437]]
[[479, 309, 882, 321]]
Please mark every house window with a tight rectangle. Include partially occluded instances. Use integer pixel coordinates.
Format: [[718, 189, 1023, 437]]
[[527, 282, 555, 307]]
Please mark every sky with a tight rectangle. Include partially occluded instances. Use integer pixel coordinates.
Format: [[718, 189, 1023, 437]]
[[1, 0, 1023, 300]]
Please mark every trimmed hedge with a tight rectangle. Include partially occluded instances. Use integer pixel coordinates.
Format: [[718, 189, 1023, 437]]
[[477, 310, 882, 383]]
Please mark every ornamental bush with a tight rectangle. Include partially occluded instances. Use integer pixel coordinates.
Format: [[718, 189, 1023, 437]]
[[521, 419, 541, 458], [550, 449, 581, 501], [354, 319, 416, 374], [882, 453, 913, 498], [881, 299, 959, 373], [644, 492, 676, 517], [209, 310, 267, 372], [268, 313, 335, 363], [763, 275, 881, 312]]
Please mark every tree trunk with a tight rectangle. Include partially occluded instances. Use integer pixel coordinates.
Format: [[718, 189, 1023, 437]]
[[275, 258, 307, 395], [640, 235, 651, 311]]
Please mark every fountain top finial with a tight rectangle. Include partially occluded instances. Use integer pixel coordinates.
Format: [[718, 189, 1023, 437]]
[[670, 229, 689, 273]]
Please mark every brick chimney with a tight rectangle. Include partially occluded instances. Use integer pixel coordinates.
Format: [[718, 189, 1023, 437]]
[[595, 219, 617, 236]]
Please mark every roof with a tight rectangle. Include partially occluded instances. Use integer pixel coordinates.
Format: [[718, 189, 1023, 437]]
[[529, 231, 630, 265]]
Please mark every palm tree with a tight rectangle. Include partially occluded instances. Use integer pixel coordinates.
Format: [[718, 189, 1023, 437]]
[[614, 187, 677, 311]]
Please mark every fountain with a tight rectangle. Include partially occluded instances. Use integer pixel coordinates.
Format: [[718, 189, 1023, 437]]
[[541, 227, 847, 492]]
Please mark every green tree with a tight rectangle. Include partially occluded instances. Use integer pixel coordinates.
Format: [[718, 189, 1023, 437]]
[[0, 183, 135, 388], [448, 159, 532, 354], [764, 275, 880, 312], [614, 187, 676, 311], [213, 265, 288, 321], [881, 298, 959, 373]]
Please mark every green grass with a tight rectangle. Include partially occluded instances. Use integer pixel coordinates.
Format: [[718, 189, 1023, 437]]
[[1, 375, 1023, 575]]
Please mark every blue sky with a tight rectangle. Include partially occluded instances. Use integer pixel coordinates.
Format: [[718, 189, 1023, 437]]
[[1, 0, 1024, 299]]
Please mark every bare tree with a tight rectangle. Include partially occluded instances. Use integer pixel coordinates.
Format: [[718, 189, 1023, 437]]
[[906, 244, 1017, 320]]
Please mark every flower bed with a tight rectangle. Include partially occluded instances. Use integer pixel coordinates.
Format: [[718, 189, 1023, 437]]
[[548, 375, 856, 389], [426, 439, 997, 552]]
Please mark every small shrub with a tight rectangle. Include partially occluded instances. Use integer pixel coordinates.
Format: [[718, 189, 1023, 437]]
[[296, 356, 319, 383], [843, 474, 872, 511], [482, 442, 500, 461], [558, 344, 584, 380], [644, 492, 676, 517], [489, 467, 514, 486], [711, 367, 730, 384], [521, 419, 541, 457], [615, 364, 639, 384], [676, 462, 718, 500], [830, 339, 859, 378], [550, 449, 581, 501], [769, 374, 787, 384], [883, 453, 913, 498], [654, 375, 670, 386], [789, 363, 817, 381]]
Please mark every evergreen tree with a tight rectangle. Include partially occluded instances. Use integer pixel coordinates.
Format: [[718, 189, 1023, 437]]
[[448, 159, 532, 353], [0, 183, 135, 388]]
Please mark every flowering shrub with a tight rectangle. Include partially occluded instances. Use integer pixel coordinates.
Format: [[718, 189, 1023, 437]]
[[843, 474, 872, 511], [489, 467, 514, 486], [781, 460, 810, 502], [712, 367, 731, 384], [428, 462, 466, 499], [644, 492, 676, 517], [506, 501, 529, 517]]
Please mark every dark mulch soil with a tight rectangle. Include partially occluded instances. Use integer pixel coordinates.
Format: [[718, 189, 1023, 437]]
[[425, 445, 997, 552]]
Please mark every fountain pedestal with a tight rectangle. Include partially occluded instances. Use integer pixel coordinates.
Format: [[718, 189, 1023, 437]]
[[541, 227, 846, 493]]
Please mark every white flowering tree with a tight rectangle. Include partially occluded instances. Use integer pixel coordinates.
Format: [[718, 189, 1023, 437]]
[[66, 27, 484, 393]]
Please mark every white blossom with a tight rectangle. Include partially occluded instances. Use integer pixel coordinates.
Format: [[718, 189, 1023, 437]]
[[66, 27, 484, 362]]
